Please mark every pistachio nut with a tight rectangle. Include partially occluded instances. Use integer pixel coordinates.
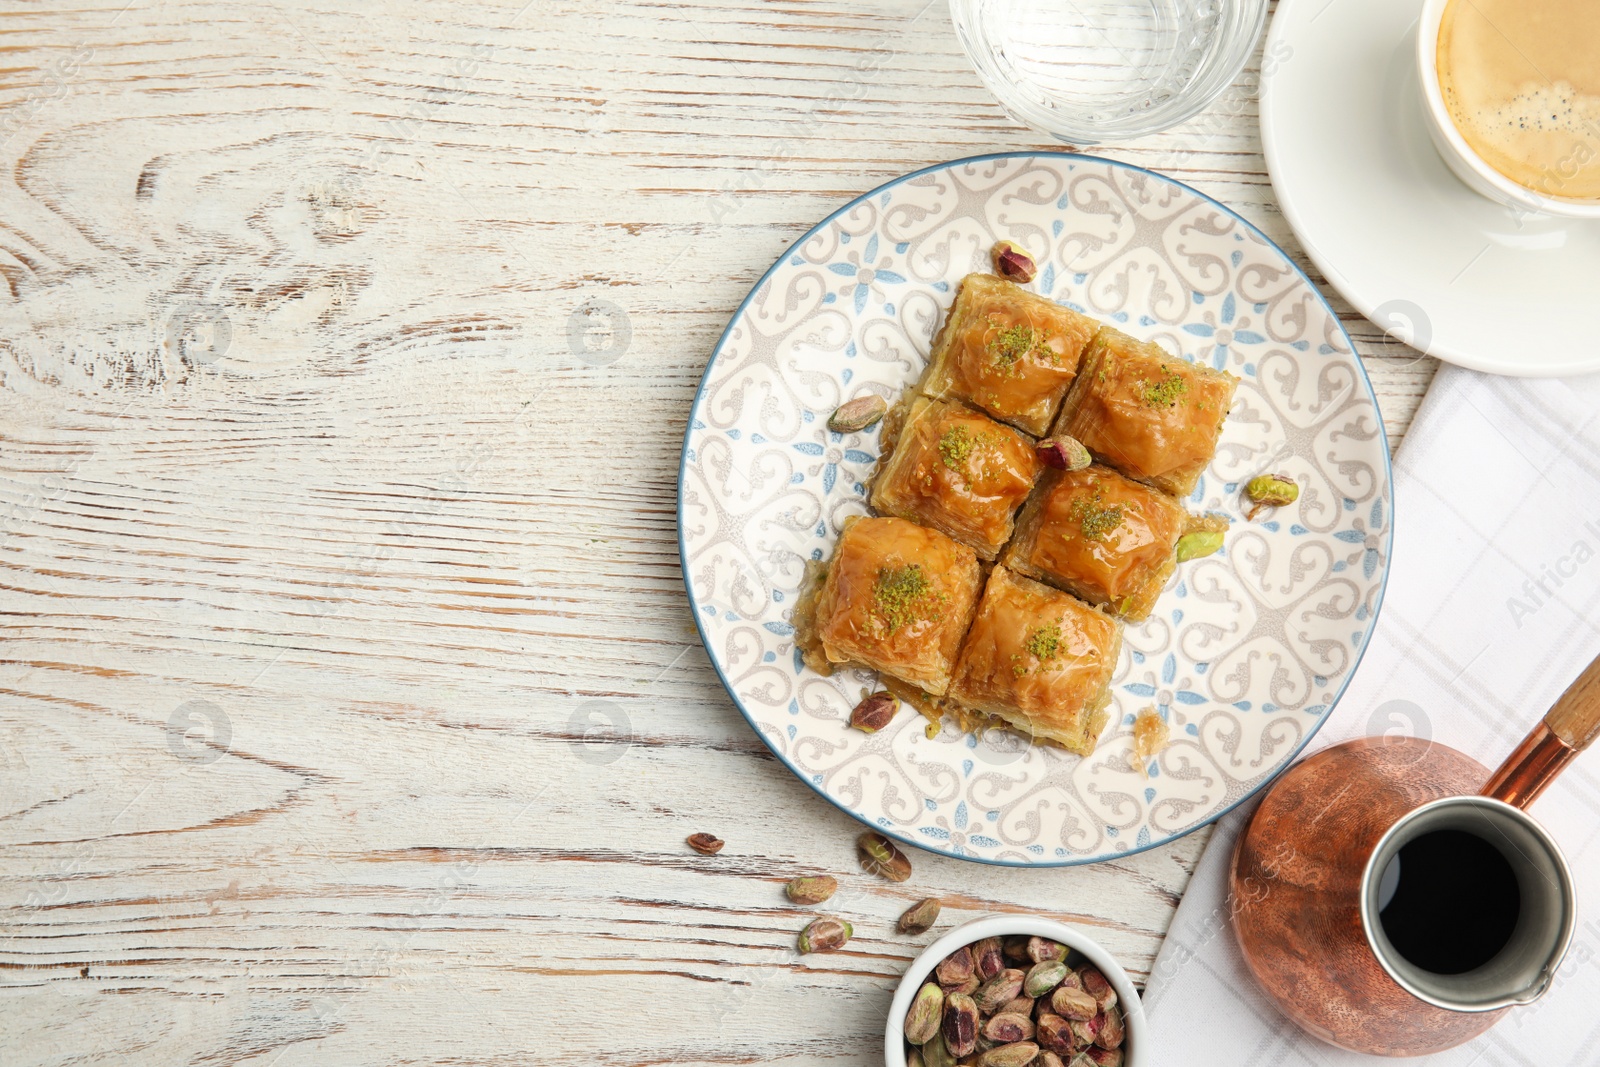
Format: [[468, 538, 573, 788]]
[[971, 936, 1005, 980], [849, 690, 898, 733], [906, 1048, 926, 1067], [796, 916, 851, 953], [1244, 473, 1298, 519], [1049, 986, 1098, 1022], [1068, 1016, 1099, 1047], [1037, 1053, 1066, 1067], [978, 1042, 1041, 1067], [1024, 960, 1069, 998], [973, 967, 1025, 1013], [921, 1035, 957, 1067], [1078, 966, 1117, 1011], [1034, 1013, 1074, 1055], [1026, 936, 1066, 963], [1035, 436, 1091, 472], [982, 1012, 1035, 1044], [1002, 935, 1032, 963], [686, 832, 724, 855], [1054, 969, 1084, 993], [828, 394, 889, 434], [941, 992, 980, 1058], [858, 831, 912, 882], [991, 240, 1038, 284], [784, 875, 837, 905], [904, 981, 945, 1045], [1094, 1005, 1124, 1051], [1174, 529, 1225, 562], [998, 995, 1035, 1018], [948, 974, 980, 996], [1084, 1048, 1123, 1067], [898, 897, 942, 935], [934, 945, 975, 988]]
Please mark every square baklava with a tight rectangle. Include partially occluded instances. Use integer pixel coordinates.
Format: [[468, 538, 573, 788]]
[[870, 396, 1043, 560], [1053, 327, 1237, 497], [793, 515, 983, 696], [921, 273, 1099, 436], [1004, 464, 1197, 622], [949, 566, 1122, 755]]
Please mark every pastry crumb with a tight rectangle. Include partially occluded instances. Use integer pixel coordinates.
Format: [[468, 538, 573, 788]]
[[1133, 705, 1170, 774]]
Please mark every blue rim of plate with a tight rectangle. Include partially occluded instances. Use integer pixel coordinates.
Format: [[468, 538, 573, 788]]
[[675, 150, 1395, 867]]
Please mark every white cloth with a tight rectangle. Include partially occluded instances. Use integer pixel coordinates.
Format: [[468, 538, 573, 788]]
[[1144, 366, 1600, 1065]]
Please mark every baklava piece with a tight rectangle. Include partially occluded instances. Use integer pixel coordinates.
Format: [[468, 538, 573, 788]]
[[1005, 465, 1205, 622], [1054, 327, 1237, 497], [949, 566, 1122, 756], [921, 273, 1098, 437], [870, 396, 1043, 560], [793, 516, 982, 696]]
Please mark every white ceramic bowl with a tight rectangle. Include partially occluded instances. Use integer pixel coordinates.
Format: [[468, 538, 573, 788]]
[[883, 914, 1147, 1066], [1416, 0, 1600, 219]]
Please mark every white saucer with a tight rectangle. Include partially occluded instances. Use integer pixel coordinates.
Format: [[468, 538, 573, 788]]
[[1261, 0, 1600, 377]]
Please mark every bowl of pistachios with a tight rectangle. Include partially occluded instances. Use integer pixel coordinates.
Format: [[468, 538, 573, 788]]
[[885, 915, 1144, 1067]]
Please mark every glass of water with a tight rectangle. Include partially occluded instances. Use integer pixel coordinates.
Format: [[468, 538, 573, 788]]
[[950, 0, 1268, 144]]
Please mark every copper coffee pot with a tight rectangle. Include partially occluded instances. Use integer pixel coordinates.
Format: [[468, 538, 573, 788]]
[[1230, 653, 1600, 1056]]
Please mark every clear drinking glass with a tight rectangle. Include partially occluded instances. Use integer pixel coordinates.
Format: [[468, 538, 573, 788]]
[[950, 0, 1268, 144]]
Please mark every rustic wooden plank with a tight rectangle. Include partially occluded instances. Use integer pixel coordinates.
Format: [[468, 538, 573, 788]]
[[0, 0, 1431, 1062]]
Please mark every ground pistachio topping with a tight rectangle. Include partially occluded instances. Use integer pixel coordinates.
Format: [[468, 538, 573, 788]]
[[1139, 367, 1189, 407], [1070, 490, 1124, 541], [1012, 621, 1064, 677], [938, 423, 976, 471], [987, 321, 1052, 369], [873, 563, 943, 632]]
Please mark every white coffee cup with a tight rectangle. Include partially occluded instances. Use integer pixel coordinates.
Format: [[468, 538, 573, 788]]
[[1416, 0, 1600, 220]]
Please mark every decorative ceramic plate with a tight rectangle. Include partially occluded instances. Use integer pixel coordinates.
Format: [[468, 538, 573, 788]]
[[678, 153, 1393, 866]]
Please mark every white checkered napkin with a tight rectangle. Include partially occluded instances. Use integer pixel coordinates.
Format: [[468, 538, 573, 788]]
[[1143, 366, 1600, 1066]]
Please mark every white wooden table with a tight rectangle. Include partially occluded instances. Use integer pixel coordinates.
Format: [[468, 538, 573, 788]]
[[0, 1, 1435, 1062]]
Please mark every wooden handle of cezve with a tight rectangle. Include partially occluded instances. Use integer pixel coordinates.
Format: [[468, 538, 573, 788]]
[[1546, 651, 1600, 751], [1484, 650, 1600, 808]]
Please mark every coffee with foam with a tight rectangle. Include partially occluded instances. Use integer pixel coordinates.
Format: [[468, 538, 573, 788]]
[[1437, 0, 1600, 201]]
